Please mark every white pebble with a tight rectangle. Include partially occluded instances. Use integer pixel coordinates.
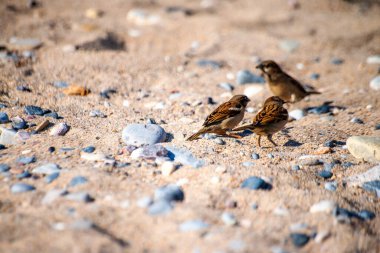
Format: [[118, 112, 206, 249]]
[[310, 200, 337, 214], [369, 76, 380, 91], [161, 161, 176, 176]]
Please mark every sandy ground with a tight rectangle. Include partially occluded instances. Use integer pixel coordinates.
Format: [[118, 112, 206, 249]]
[[0, 0, 380, 252]]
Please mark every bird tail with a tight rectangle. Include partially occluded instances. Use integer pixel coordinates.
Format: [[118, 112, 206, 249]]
[[233, 124, 254, 132], [307, 90, 321, 95], [186, 128, 208, 141]]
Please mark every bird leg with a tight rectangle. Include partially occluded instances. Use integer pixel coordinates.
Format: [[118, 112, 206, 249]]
[[226, 132, 242, 139], [257, 135, 262, 147], [214, 129, 242, 139], [267, 135, 278, 146]]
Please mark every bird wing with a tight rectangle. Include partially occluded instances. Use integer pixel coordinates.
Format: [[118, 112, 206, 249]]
[[203, 100, 243, 126], [253, 104, 288, 127]]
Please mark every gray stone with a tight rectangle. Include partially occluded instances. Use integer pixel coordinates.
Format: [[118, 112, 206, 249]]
[[70, 219, 94, 230], [42, 189, 67, 205], [69, 176, 88, 187], [241, 176, 271, 190], [89, 110, 106, 118], [236, 70, 265, 85], [11, 183, 35, 193], [289, 109, 306, 120], [147, 200, 173, 215], [218, 82, 234, 91], [290, 233, 310, 248], [8, 37, 42, 50], [221, 212, 237, 226], [166, 146, 205, 168], [242, 161, 254, 167], [53, 81, 69, 88], [65, 192, 94, 203], [137, 196, 153, 208], [154, 184, 184, 202], [45, 172, 60, 184], [11, 116, 27, 130], [24, 105, 44, 116], [370, 76, 380, 91], [367, 55, 380, 64], [0, 164, 10, 172], [0, 127, 17, 145], [33, 163, 61, 175], [130, 144, 168, 160], [345, 165, 380, 187], [0, 112, 9, 124], [347, 136, 380, 162], [122, 123, 166, 146], [179, 220, 209, 232], [16, 156, 36, 165], [325, 181, 337, 192], [279, 40, 299, 53]]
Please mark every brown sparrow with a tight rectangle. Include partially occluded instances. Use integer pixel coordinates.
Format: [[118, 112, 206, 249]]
[[186, 95, 250, 141], [256, 60, 320, 102], [233, 96, 288, 147]]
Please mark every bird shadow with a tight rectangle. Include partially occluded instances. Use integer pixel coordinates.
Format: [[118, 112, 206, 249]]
[[304, 101, 346, 114], [283, 139, 303, 147]]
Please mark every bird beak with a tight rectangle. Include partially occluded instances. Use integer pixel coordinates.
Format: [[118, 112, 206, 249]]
[[256, 64, 264, 70]]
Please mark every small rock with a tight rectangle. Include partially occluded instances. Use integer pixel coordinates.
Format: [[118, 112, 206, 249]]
[[218, 82, 234, 91], [127, 9, 161, 26], [99, 88, 117, 99], [33, 163, 61, 175], [147, 200, 173, 215], [8, 37, 42, 50], [292, 165, 300, 171], [89, 110, 106, 118], [154, 184, 184, 202], [267, 153, 274, 159], [347, 136, 380, 162], [24, 105, 44, 116], [0, 164, 10, 172], [80, 152, 107, 161], [251, 153, 260, 160], [214, 138, 225, 145], [196, 59, 223, 69], [369, 76, 380, 91], [289, 109, 305, 120], [221, 212, 237, 226], [367, 55, 380, 64], [324, 181, 337, 192], [82, 146, 95, 153], [65, 192, 94, 203], [44, 112, 59, 119], [161, 161, 176, 176], [16, 156, 36, 165], [48, 146, 55, 153], [324, 140, 345, 148], [70, 219, 94, 230], [69, 176, 88, 187], [49, 122, 70, 136], [53, 81, 69, 88], [241, 176, 271, 190], [310, 200, 337, 213], [16, 171, 32, 179], [236, 70, 265, 85], [45, 172, 60, 184], [166, 146, 204, 168], [310, 73, 320, 80], [357, 210, 375, 220], [11, 183, 35, 193], [122, 124, 166, 146], [179, 220, 209, 232], [0, 112, 9, 124], [330, 57, 344, 65], [279, 40, 299, 53], [244, 85, 264, 98], [137, 196, 153, 208], [85, 8, 102, 19], [42, 189, 67, 205], [0, 144, 5, 150], [350, 117, 364, 124], [345, 165, 380, 188], [342, 162, 354, 168], [16, 85, 32, 92], [362, 181, 380, 196], [242, 161, 254, 167], [290, 233, 310, 248], [318, 170, 333, 179], [130, 144, 168, 160]]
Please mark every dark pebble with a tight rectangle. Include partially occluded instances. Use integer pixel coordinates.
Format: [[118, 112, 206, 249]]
[[11, 183, 35, 193], [310, 73, 320, 80], [323, 162, 335, 172], [69, 176, 88, 187], [357, 210, 376, 220], [24, 105, 44, 116], [342, 162, 354, 168], [333, 207, 360, 220], [350, 117, 364, 124], [16, 156, 36, 165], [330, 57, 344, 65], [196, 59, 223, 69], [82, 146, 95, 153], [154, 185, 185, 202], [100, 88, 117, 99], [16, 85, 32, 92], [60, 147, 75, 152], [324, 140, 345, 148], [0, 164, 10, 172], [12, 117, 27, 130], [0, 104, 7, 108], [362, 180, 380, 193], [0, 144, 6, 150], [375, 123, 380, 130], [292, 165, 300, 171], [146, 118, 156, 124], [290, 233, 310, 247], [48, 146, 55, 153], [318, 170, 333, 179], [45, 172, 60, 184], [251, 153, 260, 160], [16, 171, 32, 179], [0, 112, 10, 123], [44, 112, 59, 119], [241, 176, 272, 190]]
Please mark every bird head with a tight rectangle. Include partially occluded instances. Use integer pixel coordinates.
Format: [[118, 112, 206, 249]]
[[256, 60, 282, 76]]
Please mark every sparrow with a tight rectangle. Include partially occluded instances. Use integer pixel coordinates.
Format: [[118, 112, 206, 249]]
[[186, 95, 250, 141], [256, 60, 320, 103], [233, 96, 288, 147]]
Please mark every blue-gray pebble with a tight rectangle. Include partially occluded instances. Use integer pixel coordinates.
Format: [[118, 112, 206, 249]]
[[0, 112, 9, 123], [241, 176, 271, 190], [24, 105, 44, 116], [69, 176, 88, 187], [11, 183, 35, 193], [45, 172, 60, 184]]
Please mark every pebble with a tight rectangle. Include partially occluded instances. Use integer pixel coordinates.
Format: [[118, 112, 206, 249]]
[[24, 105, 44, 116], [16, 85, 31, 92], [89, 110, 106, 118], [147, 200, 173, 215], [214, 138, 225, 145], [11, 183, 35, 193], [345, 165, 380, 188], [44, 112, 59, 119], [0, 164, 10, 172], [130, 144, 168, 160], [179, 220, 209, 232], [318, 170, 333, 179], [99, 88, 117, 99], [347, 136, 380, 162], [357, 210, 376, 220], [273, 207, 289, 216], [333, 207, 360, 221], [290, 233, 310, 247], [85, 8, 102, 19], [8, 37, 42, 50], [218, 82, 234, 91], [310, 73, 320, 80], [292, 165, 300, 171], [127, 9, 161, 26], [221, 212, 237, 226], [242, 161, 254, 167], [289, 109, 305, 120], [53, 81, 69, 88], [42, 189, 67, 205], [362, 181, 380, 196], [45, 172, 60, 184], [324, 140, 345, 148], [154, 184, 184, 202], [350, 117, 364, 124], [243, 84, 264, 97], [48, 146, 55, 153], [366, 55, 380, 64], [369, 76, 380, 91], [16, 171, 32, 179], [251, 153, 260, 160], [50, 123, 70, 136], [80, 152, 107, 161], [16, 155, 36, 165], [196, 59, 223, 69], [70, 219, 94, 230], [0, 112, 9, 123], [236, 70, 265, 85], [267, 153, 274, 159], [161, 161, 176, 176], [241, 176, 271, 190], [65, 192, 94, 203], [82, 146, 95, 153], [137, 196, 153, 208], [69, 176, 88, 187], [307, 102, 333, 114], [330, 57, 344, 65], [342, 162, 354, 168], [166, 146, 204, 168], [279, 40, 299, 53], [310, 200, 337, 213], [315, 230, 330, 243], [0, 144, 5, 150], [324, 181, 337, 191], [33, 163, 61, 175], [122, 124, 166, 146]]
